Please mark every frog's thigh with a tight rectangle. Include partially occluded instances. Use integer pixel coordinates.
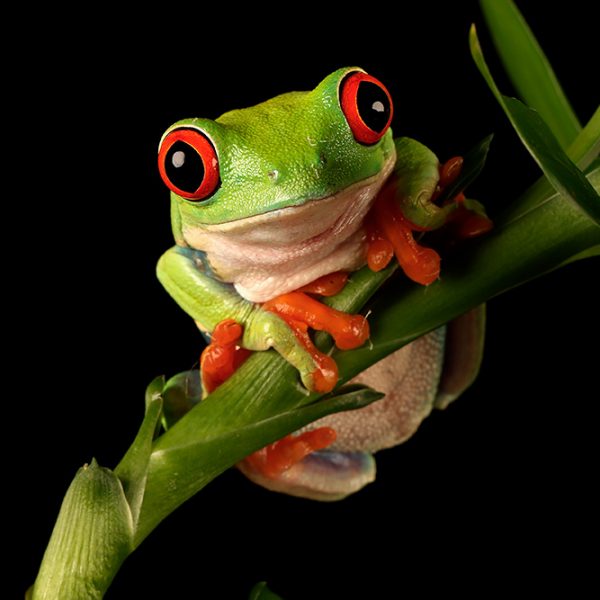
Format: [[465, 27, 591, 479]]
[[435, 305, 486, 409]]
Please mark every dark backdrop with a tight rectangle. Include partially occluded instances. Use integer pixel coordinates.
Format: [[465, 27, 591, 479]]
[[14, 2, 597, 598]]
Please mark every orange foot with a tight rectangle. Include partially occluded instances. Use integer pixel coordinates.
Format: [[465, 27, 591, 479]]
[[436, 156, 493, 240], [366, 156, 492, 283], [200, 318, 251, 393], [263, 284, 369, 393], [242, 427, 337, 479], [443, 194, 494, 240], [366, 182, 441, 285]]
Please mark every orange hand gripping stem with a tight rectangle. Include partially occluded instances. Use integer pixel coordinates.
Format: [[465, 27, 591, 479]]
[[366, 155, 492, 283], [263, 291, 369, 351], [262, 289, 369, 394], [366, 182, 441, 285], [200, 319, 251, 393]]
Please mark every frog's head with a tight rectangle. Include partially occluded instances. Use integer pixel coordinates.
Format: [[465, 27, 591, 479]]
[[158, 67, 396, 240]]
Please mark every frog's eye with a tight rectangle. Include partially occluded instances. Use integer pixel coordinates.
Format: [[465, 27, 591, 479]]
[[339, 72, 393, 145], [158, 127, 219, 201]]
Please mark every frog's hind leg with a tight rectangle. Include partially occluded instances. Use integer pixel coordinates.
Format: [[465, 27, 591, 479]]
[[261, 285, 370, 393], [435, 305, 486, 409], [238, 329, 446, 500], [238, 307, 485, 500], [238, 448, 377, 502], [200, 318, 251, 394]]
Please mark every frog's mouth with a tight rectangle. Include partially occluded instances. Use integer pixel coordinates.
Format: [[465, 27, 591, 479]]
[[182, 152, 397, 303]]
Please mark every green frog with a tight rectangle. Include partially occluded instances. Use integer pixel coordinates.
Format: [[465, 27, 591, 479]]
[[157, 68, 489, 500]]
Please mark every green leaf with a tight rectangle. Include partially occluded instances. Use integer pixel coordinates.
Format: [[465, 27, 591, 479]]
[[470, 25, 600, 226], [114, 395, 163, 529], [161, 370, 203, 429], [144, 374, 165, 410], [567, 106, 600, 170], [588, 157, 600, 174], [249, 581, 285, 600], [503, 97, 600, 225], [500, 115, 600, 227], [32, 460, 134, 599], [134, 384, 383, 545], [560, 244, 600, 265], [479, 0, 581, 148]]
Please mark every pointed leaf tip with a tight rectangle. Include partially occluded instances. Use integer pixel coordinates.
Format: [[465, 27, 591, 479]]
[[470, 24, 600, 226], [114, 396, 163, 529]]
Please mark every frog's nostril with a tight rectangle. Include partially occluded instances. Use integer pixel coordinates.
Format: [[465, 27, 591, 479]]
[[267, 169, 279, 182]]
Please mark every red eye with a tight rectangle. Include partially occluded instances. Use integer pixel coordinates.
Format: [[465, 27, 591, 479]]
[[158, 127, 219, 201], [340, 72, 393, 145]]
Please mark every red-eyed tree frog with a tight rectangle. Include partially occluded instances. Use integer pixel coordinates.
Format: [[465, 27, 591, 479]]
[[157, 68, 490, 500]]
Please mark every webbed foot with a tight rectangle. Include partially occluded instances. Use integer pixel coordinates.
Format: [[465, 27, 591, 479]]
[[366, 140, 492, 284], [262, 284, 369, 393]]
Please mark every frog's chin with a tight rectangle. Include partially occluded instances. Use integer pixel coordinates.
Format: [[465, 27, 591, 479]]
[[182, 152, 396, 303]]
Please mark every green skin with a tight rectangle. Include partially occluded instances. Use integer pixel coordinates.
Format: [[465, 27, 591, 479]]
[[157, 67, 455, 392]]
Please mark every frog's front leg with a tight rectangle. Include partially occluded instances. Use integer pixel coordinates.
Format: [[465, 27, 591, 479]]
[[157, 247, 364, 393], [367, 137, 492, 284]]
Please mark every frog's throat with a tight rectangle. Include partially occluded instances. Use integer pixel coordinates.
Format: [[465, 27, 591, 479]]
[[182, 152, 397, 303]]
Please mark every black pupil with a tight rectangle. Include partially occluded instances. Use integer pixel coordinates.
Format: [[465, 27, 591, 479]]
[[165, 140, 204, 193], [356, 81, 390, 133]]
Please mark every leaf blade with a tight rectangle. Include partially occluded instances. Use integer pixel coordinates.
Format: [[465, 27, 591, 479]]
[[249, 582, 284, 600], [114, 396, 163, 529], [567, 106, 600, 170], [135, 385, 383, 545], [470, 25, 600, 226], [480, 0, 581, 147]]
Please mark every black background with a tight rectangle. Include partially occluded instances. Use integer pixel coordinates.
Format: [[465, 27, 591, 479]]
[[12, 2, 598, 598]]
